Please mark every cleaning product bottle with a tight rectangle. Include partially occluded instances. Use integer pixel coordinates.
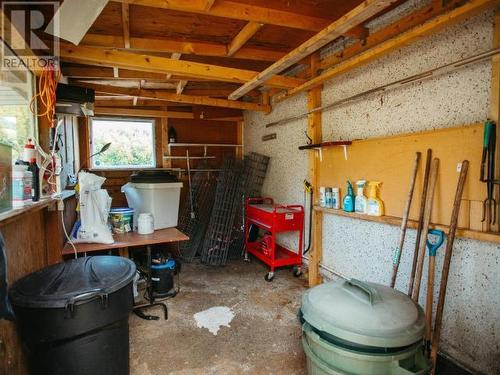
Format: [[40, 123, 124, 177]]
[[343, 181, 355, 212], [366, 181, 385, 216], [28, 159, 40, 202], [355, 180, 367, 214]]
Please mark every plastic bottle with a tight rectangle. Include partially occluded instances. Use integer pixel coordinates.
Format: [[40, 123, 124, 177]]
[[325, 188, 333, 208], [331, 187, 340, 209], [28, 159, 40, 201], [22, 138, 36, 162], [168, 127, 177, 143], [319, 187, 326, 207], [355, 180, 367, 214], [343, 181, 355, 212], [23, 168, 32, 204], [12, 165, 26, 208], [366, 181, 385, 216]]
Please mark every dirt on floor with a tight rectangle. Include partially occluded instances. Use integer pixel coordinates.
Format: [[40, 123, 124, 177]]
[[130, 260, 308, 375]]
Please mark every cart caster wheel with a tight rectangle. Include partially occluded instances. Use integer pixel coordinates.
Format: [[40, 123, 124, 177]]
[[293, 267, 302, 277], [264, 272, 275, 282]]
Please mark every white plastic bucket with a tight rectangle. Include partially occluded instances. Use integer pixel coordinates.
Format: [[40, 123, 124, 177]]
[[121, 182, 183, 230]]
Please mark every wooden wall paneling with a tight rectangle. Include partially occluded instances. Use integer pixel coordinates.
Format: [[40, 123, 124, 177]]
[[45, 196, 78, 265], [160, 117, 170, 168], [318, 124, 485, 229], [0, 210, 48, 375], [78, 117, 90, 170]]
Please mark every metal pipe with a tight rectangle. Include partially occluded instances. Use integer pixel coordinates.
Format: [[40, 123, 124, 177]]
[[266, 47, 500, 129]]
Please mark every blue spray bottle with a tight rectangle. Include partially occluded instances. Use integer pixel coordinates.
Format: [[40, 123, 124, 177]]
[[343, 180, 355, 212]]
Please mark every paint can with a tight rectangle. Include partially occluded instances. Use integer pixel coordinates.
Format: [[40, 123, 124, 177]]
[[138, 213, 154, 234]]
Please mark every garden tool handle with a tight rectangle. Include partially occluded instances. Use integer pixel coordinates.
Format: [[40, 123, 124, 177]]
[[426, 229, 445, 256], [483, 120, 495, 148]]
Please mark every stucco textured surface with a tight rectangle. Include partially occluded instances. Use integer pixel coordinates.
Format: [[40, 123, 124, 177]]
[[244, 8, 499, 375]]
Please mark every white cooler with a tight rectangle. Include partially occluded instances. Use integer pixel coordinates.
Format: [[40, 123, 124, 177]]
[[122, 172, 183, 230]]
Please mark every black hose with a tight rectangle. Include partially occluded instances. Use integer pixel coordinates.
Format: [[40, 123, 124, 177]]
[[303, 189, 313, 255]]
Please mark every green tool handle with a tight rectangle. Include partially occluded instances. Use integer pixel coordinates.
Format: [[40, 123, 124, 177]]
[[483, 120, 495, 148]]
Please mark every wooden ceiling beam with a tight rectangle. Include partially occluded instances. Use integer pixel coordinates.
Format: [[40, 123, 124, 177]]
[[176, 80, 188, 94], [227, 21, 264, 57], [319, 0, 462, 70], [94, 106, 195, 118], [81, 34, 285, 62], [60, 44, 303, 89], [166, 53, 182, 80], [121, 3, 130, 48], [81, 82, 271, 112], [112, 0, 333, 31], [228, 0, 396, 100], [275, 0, 497, 102]]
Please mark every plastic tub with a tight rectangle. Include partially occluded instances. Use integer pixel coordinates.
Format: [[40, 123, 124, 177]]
[[9, 256, 136, 375], [122, 181, 183, 230], [302, 322, 430, 375], [109, 207, 135, 233]]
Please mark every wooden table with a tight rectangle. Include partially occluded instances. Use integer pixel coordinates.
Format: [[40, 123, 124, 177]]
[[62, 227, 189, 321], [62, 227, 189, 255]]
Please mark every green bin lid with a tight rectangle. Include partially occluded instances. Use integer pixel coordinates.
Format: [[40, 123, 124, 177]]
[[301, 279, 425, 348]]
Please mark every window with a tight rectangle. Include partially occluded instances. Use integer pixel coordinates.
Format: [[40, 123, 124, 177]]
[[0, 41, 37, 161], [90, 117, 156, 169]]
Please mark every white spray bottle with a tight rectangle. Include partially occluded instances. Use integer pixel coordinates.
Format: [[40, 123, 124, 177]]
[[355, 180, 367, 214]]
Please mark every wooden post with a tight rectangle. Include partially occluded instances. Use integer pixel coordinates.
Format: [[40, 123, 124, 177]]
[[489, 10, 500, 231], [236, 120, 244, 159], [308, 52, 323, 287], [161, 117, 171, 168]]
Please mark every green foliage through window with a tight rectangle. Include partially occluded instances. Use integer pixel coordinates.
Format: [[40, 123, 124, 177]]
[[91, 118, 155, 169]]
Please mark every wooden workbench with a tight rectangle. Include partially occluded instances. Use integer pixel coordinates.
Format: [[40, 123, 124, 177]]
[[62, 227, 189, 255]]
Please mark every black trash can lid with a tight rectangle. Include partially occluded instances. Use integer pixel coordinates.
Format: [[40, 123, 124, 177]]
[[9, 256, 136, 309], [130, 170, 178, 183]]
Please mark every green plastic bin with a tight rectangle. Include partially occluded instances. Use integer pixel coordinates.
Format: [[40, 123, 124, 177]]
[[300, 279, 431, 375]]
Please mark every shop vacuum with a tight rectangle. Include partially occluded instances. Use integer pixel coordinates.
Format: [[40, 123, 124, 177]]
[[151, 254, 180, 298]]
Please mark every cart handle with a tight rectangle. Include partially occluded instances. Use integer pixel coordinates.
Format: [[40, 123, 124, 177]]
[[273, 204, 304, 214], [247, 197, 274, 206]]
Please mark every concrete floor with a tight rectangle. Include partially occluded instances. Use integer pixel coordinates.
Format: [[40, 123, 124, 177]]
[[129, 259, 472, 375], [130, 260, 307, 375]]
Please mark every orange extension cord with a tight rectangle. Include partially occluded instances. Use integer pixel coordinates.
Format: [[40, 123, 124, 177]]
[[29, 66, 61, 127]]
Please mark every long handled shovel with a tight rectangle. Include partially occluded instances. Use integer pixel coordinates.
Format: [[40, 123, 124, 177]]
[[430, 160, 469, 374], [412, 158, 439, 303], [391, 152, 420, 288], [424, 229, 445, 357]]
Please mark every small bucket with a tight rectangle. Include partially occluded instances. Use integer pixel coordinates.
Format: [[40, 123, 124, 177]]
[[109, 208, 135, 234]]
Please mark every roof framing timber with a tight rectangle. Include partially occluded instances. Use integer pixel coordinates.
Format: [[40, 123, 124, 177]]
[[81, 34, 286, 62], [94, 107, 195, 118], [228, 0, 397, 100], [275, 0, 497, 102], [112, 0, 334, 31], [227, 22, 264, 57], [59, 44, 303, 89], [80, 82, 271, 112]]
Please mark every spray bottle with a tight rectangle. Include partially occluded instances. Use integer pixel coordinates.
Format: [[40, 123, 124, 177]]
[[366, 181, 385, 216], [343, 181, 355, 212], [355, 180, 367, 214]]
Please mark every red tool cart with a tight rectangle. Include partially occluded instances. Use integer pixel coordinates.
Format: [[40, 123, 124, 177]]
[[244, 197, 304, 281]]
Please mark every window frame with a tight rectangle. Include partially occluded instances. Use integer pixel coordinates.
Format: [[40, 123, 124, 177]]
[[89, 116, 157, 170], [0, 40, 38, 159]]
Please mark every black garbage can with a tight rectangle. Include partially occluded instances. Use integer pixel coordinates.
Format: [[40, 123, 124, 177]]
[[9, 256, 136, 375]]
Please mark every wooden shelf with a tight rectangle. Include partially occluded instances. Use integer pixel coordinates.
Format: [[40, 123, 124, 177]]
[[0, 191, 76, 227], [314, 205, 500, 244]]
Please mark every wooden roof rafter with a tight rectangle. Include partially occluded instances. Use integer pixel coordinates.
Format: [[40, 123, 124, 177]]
[[59, 43, 304, 89], [79, 82, 271, 112], [228, 0, 398, 100]]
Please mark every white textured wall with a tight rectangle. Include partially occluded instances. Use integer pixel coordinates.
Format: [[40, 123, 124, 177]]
[[244, 9, 499, 375]]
